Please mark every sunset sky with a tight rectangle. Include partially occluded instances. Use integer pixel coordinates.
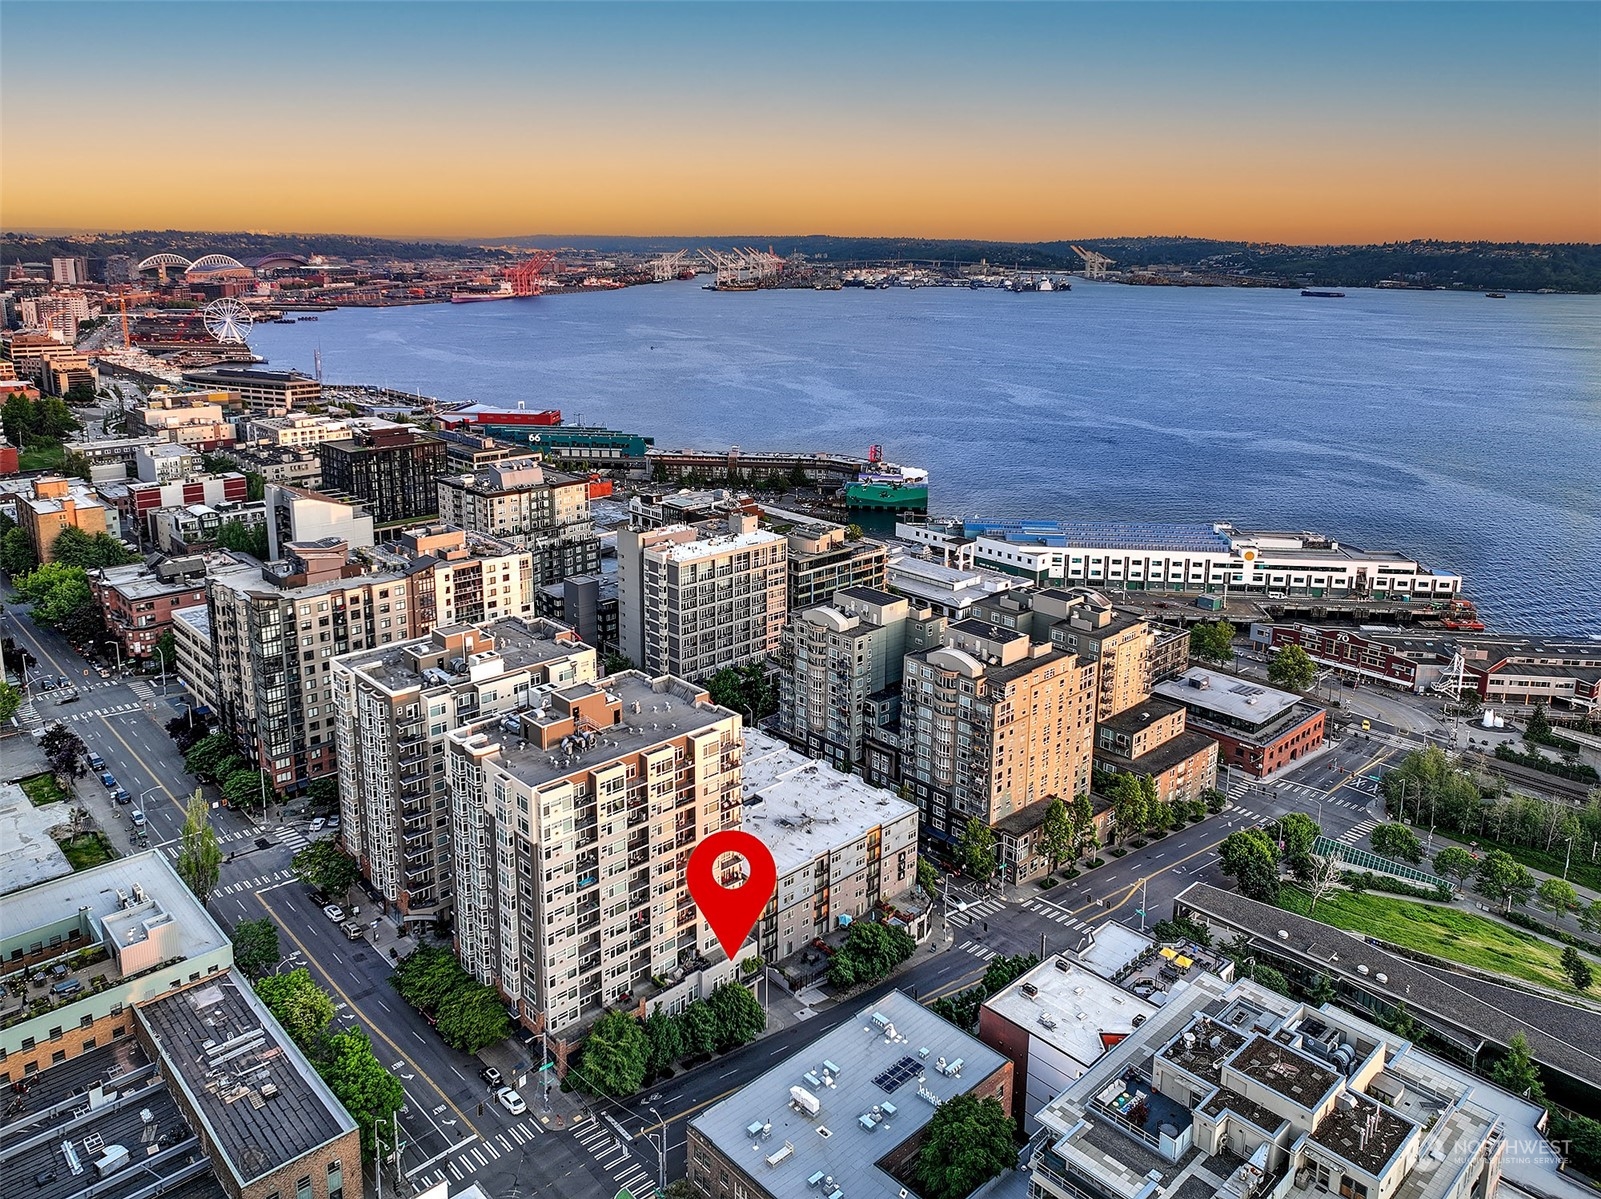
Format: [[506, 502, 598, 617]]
[[4, 1, 1598, 244]]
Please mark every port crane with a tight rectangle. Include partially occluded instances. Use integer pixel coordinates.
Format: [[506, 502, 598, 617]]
[[1071, 245, 1114, 280], [696, 247, 784, 289], [649, 250, 689, 282], [505, 251, 556, 297]]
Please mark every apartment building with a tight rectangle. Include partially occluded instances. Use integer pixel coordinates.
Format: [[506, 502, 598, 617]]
[[91, 557, 211, 661], [774, 587, 943, 770], [128, 388, 236, 449], [332, 620, 597, 920], [884, 550, 1029, 619], [172, 604, 220, 714], [120, 471, 249, 541], [245, 413, 402, 449], [181, 367, 321, 415], [1093, 695, 1219, 805], [264, 483, 376, 559], [886, 619, 1097, 844], [208, 543, 417, 792], [318, 425, 447, 528], [135, 442, 203, 484], [739, 729, 920, 961], [536, 573, 620, 653], [617, 513, 789, 678], [436, 456, 600, 585], [370, 525, 539, 628], [14, 474, 111, 563], [784, 521, 889, 610], [445, 672, 744, 1042], [1030, 972, 1516, 1199], [151, 499, 268, 554]]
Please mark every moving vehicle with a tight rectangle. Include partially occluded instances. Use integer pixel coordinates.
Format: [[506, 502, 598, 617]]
[[129, 809, 146, 827], [479, 1066, 504, 1088], [323, 904, 345, 922], [57, 690, 80, 705], [496, 1086, 526, 1115]]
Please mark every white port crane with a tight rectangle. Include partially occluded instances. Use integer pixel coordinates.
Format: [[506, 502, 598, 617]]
[[649, 250, 688, 282], [1071, 245, 1114, 280]]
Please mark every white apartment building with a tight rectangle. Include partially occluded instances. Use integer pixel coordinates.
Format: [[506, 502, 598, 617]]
[[331, 620, 596, 920], [616, 513, 789, 678], [245, 413, 402, 449], [171, 604, 220, 714], [436, 457, 599, 585], [445, 672, 744, 1040]]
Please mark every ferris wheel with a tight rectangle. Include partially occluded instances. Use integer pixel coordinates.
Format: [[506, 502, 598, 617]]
[[202, 298, 254, 344]]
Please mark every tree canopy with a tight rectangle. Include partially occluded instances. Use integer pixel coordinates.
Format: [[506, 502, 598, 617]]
[[1218, 827, 1281, 903], [827, 919, 917, 990], [578, 1010, 651, 1097], [1268, 644, 1318, 691], [51, 527, 139, 569], [231, 918, 282, 981], [704, 660, 778, 721], [1370, 823, 1425, 865], [291, 839, 361, 895], [175, 790, 221, 904], [913, 1092, 1017, 1199], [1189, 621, 1236, 665], [958, 817, 998, 881], [255, 967, 335, 1047]]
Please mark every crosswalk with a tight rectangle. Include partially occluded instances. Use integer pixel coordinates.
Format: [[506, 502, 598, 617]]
[[408, 1120, 556, 1190], [278, 825, 312, 851], [947, 896, 1005, 929], [1340, 818, 1379, 846], [574, 1117, 657, 1199]]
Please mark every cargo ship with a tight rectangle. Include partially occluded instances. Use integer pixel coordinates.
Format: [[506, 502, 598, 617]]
[[450, 283, 516, 303], [843, 445, 928, 512], [1301, 289, 1346, 298]]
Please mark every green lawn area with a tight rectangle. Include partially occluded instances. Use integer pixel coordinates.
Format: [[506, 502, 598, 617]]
[[59, 831, 116, 871], [18, 772, 67, 806], [1435, 830, 1601, 895], [17, 443, 66, 472], [1280, 887, 1594, 996]]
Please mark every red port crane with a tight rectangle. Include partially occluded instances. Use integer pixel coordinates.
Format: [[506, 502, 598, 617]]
[[506, 252, 556, 297]]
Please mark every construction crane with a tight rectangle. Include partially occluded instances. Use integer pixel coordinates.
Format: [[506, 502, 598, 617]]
[[1070, 245, 1114, 280], [505, 251, 556, 297], [112, 287, 159, 348]]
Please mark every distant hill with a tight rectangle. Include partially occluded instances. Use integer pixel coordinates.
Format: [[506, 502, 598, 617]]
[[5, 229, 1596, 292]]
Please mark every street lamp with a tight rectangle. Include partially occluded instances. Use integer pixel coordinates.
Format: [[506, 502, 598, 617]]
[[1564, 836, 1575, 881], [645, 1106, 667, 1195], [103, 640, 122, 673]]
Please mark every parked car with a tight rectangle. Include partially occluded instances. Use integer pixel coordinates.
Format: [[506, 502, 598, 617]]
[[327, 816, 340, 830], [129, 809, 146, 828], [479, 1066, 504, 1088], [100, 772, 117, 789], [495, 1087, 526, 1115], [113, 789, 132, 805], [87, 753, 105, 770], [322, 904, 345, 922], [310, 817, 327, 833]]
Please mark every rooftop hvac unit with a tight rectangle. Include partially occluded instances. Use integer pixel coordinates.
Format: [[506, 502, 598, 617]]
[[790, 1085, 821, 1117]]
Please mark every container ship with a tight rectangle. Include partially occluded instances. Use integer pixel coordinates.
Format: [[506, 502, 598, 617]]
[[843, 445, 929, 513], [450, 283, 517, 304]]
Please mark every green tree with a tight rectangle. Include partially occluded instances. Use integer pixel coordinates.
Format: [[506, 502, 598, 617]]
[[578, 1011, 649, 1097], [1071, 792, 1094, 835], [231, 917, 282, 981], [916, 856, 939, 894], [175, 790, 222, 904], [1253, 965, 1290, 995], [319, 1026, 406, 1157], [957, 817, 997, 881], [1384, 1001, 1420, 1041], [1579, 899, 1601, 935], [0, 680, 20, 724], [40, 722, 90, 779], [981, 953, 1040, 995], [843, 522, 864, 541], [706, 979, 766, 1051], [391, 944, 471, 1013], [254, 967, 335, 1047], [1370, 823, 1424, 865], [1268, 643, 1318, 691], [51, 527, 138, 569], [153, 629, 177, 669], [1107, 773, 1148, 843], [1537, 877, 1579, 915], [1218, 828, 1281, 903], [14, 562, 93, 631], [1526, 702, 1552, 745], [291, 839, 361, 896], [1202, 786, 1227, 814], [1489, 1030, 1545, 1103], [0, 527, 36, 575], [828, 919, 917, 990], [1189, 620, 1236, 665], [602, 651, 634, 676], [1274, 812, 1323, 882], [183, 731, 237, 780], [2, 393, 34, 445], [677, 1000, 719, 1059], [215, 519, 270, 560], [643, 1006, 684, 1074], [1561, 946, 1594, 991], [704, 661, 778, 722], [1308, 973, 1337, 1005], [1040, 798, 1074, 873], [913, 1092, 1017, 1199], [1431, 846, 1476, 885], [222, 769, 269, 809], [1474, 850, 1537, 912], [436, 984, 513, 1052]]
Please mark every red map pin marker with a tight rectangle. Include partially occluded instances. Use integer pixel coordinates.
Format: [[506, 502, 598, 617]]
[[687, 829, 777, 960]]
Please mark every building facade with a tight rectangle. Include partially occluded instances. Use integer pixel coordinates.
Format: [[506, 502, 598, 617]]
[[181, 367, 322, 415], [14, 475, 111, 564], [436, 457, 600, 585], [784, 522, 889, 610], [617, 514, 789, 679], [318, 426, 447, 528], [1154, 667, 1327, 778], [332, 619, 596, 920], [1093, 696, 1220, 805], [91, 558, 211, 661]]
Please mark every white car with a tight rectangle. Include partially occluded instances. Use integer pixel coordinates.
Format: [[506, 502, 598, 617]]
[[322, 904, 345, 922], [495, 1087, 526, 1115], [310, 817, 327, 833]]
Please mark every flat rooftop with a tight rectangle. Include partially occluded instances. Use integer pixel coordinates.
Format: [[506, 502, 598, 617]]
[[337, 618, 587, 694], [689, 991, 1010, 1199], [646, 524, 786, 563], [739, 730, 917, 878], [0, 782, 73, 895], [138, 974, 356, 1189], [1154, 667, 1303, 725], [983, 954, 1155, 1068], [1310, 1090, 1416, 1175], [1098, 696, 1187, 738], [966, 519, 1233, 554], [494, 672, 733, 791], [1158, 1017, 1248, 1086], [1, 850, 228, 961], [1230, 1034, 1342, 1107]]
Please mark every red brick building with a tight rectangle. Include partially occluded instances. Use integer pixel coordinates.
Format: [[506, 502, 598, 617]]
[[1154, 666, 1326, 778], [91, 559, 210, 660]]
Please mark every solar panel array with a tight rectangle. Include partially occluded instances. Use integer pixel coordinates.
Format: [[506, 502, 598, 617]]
[[872, 1055, 922, 1094]]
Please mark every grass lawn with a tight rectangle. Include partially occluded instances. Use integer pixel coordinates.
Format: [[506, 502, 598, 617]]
[[18, 771, 67, 805], [59, 832, 116, 871], [1279, 887, 1595, 996], [17, 443, 65, 472]]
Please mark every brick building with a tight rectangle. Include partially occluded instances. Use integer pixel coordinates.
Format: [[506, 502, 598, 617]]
[[1153, 667, 1326, 778]]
